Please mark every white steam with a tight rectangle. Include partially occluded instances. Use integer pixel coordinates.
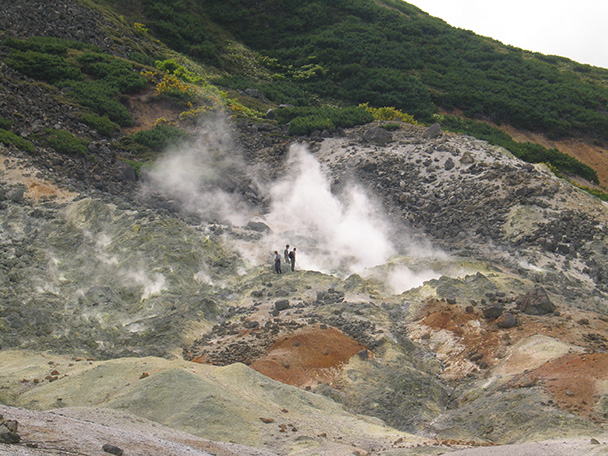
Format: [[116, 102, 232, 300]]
[[126, 269, 167, 300], [142, 116, 446, 294], [140, 115, 252, 225], [260, 144, 445, 293], [264, 144, 393, 274]]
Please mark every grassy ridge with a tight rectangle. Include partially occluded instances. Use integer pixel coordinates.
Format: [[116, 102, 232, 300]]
[[155, 0, 608, 141]]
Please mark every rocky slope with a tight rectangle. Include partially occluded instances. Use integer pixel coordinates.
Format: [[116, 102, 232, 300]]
[[1, 1, 608, 455]]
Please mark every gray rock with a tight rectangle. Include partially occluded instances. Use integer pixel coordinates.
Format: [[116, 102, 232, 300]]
[[482, 304, 503, 319], [518, 287, 556, 315], [423, 123, 442, 138], [363, 127, 393, 146], [496, 312, 518, 328], [244, 88, 261, 98], [245, 221, 271, 232], [275, 299, 290, 311], [102, 444, 124, 455]]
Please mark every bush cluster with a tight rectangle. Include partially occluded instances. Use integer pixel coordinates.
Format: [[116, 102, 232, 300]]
[[129, 123, 188, 152], [5, 36, 148, 128], [79, 113, 120, 137], [197, 0, 608, 137], [41, 128, 90, 156], [0, 129, 35, 153], [275, 106, 374, 135]]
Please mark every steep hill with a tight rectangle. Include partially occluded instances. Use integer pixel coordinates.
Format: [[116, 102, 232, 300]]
[[1, 1, 608, 455]]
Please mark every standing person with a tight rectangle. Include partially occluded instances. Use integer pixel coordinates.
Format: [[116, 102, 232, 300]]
[[284, 245, 290, 264], [288, 247, 296, 272], [274, 251, 282, 274]]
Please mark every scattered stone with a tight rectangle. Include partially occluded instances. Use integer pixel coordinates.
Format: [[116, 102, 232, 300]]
[[423, 123, 442, 139], [102, 443, 124, 455], [357, 349, 369, 361], [513, 373, 538, 388], [246, 221, 271, 232], [260, 417, 275, 424], [518, 287, 556, 315], [496, 313, 518, 328], [0, 418, 20, 444], [482, 304, 503, 319], [469, 353, 483, 362], [275, 300, 290, 311], [363, 127, 393, 146], [591, 438, 600, 445]]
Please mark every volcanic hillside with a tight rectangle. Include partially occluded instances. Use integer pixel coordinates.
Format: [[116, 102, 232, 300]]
[[1, 1, 608, 456]]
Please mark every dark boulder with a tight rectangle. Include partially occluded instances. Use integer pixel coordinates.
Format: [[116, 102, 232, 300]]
[[275, 299, 290, 311], [518, 287, 556, 315], [363, 127, 393, 146], [496, 312, 518, 328], [482, 304, 503, 319], [423, 123, 442, 139]]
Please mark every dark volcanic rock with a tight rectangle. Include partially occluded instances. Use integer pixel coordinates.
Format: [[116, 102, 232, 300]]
[[518, 287, 557, 315], [482, 304, 503, 319], [496, 312, 518, 328], [363, 127, 393, 146], [422, 123, 442, 138]]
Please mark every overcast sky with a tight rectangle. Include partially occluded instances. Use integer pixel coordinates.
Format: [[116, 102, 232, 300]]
[[408, 0, 608, 69]]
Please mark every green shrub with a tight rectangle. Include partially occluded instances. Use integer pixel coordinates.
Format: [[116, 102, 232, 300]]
[[6, 50, 84, 83], [65, 80, 133, 126], [211, 74, 312, 106], [79, 113, 120, 136], [129, 51, 164, 67], [288, 115, 334, 135], [276, 106, 373, 135], [579, 186, 608, 201], [42, 128, 90, 156], [3, 36, 99, 54], [77, 52, 147, 93], [0, 129, 35, 153], [130, 124, 188, 151], [0, 117, 12, 130], [381, 123, 402, 131]]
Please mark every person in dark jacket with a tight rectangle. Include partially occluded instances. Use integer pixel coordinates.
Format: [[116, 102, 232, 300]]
[[288, 247, 296, 272], [274, 251, 282, 274]]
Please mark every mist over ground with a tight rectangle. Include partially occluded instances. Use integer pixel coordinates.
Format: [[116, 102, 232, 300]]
[[142, 117, 447, 293]]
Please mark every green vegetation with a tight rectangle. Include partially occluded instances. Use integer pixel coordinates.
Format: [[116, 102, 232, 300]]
[[190, 0, 608, 139], [118, 123, 188, 154], [436, 115, 599, 183], [359, 103, 418, 124], [4, 2, 607, 185], [211, 74, 312, 106], [275, 106, 374, 135], [0, 129, 35, 153], [6, 50, 85, 83], [138, 0, 220, 65], [5, 36, 147, 127], [579, 186, 608, 201], [65, 80, 134, 126], [3, 36, 99, 54], [380, 123, 402, 131], [77, 52, 147, 93], [79, 113, 120, 137], [0, 117, 13, 130], [41, 128, 90, 156]]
